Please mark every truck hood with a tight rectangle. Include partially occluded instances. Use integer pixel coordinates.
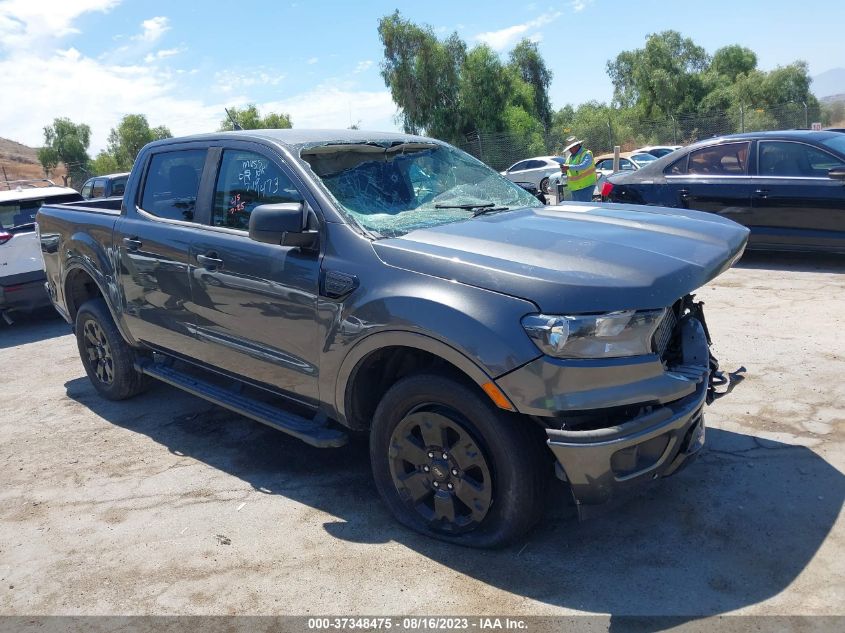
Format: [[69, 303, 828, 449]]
[[372, 202, 749, 313]]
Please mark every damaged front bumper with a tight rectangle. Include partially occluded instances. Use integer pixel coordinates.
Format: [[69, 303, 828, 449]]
[[498, 306, 718, 517]]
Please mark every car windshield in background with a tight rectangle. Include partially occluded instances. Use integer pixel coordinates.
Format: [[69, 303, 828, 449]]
[[631, 153, 658, 164], [301, 142, 542, 238], [0, 194, 81, 230], [821, 134, 845, 156]]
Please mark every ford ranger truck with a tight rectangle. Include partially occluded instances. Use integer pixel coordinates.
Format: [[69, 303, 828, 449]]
[[36, 130, 749, 548]]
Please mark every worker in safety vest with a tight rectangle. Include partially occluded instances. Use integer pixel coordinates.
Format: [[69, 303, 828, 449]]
[[562, 137, 596, 202]]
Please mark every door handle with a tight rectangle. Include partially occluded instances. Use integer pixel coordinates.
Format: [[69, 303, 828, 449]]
[[122, 237, 142, 251], [196, 253, 224, 270], [754, 188, 769, 199]]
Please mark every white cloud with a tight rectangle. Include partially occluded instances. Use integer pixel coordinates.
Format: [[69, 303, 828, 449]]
[[571, 0, 595, 12], [143, 46, 184, 64], [354, 60, 374, 74], [473, 11, 561, 52], [0, 0, 120, 52], [261, 84, 398, 131], [134, 16, 169, 43], [307, 57, 319, 65], [214, 68, 286, 94]]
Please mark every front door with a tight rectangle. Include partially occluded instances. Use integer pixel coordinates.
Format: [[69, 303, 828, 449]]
[[187, 145, 322, 404], [751, 140, 845, 250], [671, 141, 755, 228], [115, 147, 209, 358]]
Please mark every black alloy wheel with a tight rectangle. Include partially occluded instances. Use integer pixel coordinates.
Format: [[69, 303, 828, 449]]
[[82, 319, 114, 385], [388, 407, 493, 533], [370, 373, 549, 548]]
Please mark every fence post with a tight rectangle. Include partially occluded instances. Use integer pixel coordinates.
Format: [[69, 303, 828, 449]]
[[802, 101, 808, 129], [606, 117, 613, 152], [739, 105, 745, 133], [671, 115, 677, 144], [476, 132, 484, 162]]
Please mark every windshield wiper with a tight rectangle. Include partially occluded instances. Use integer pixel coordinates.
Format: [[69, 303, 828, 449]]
[[433, 202, 510, 216]]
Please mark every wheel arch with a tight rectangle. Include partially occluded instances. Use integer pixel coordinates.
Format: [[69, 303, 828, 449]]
[[335, 331, 504, 431]]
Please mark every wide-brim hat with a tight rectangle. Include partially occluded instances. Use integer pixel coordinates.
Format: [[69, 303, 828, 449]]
[[563, 137, 584, 152]]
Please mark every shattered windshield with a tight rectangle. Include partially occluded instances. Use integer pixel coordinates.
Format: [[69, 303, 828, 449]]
[[301, 141, 542, 237]]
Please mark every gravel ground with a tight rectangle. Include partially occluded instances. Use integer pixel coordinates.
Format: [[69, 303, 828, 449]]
[[0, 251, 842, 621]]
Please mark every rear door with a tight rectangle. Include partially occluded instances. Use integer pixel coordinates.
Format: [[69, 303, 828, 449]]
[[114, 146, 212, 357], [751, 140, 845, 250], [665, 141, 755, 227], [186, 143, 322, 403]]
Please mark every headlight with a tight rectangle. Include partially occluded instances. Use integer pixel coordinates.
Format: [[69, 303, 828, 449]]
[[521, 309, 666, 359]]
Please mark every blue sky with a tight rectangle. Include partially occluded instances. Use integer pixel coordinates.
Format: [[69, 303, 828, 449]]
[[1, 0, 843, 152]]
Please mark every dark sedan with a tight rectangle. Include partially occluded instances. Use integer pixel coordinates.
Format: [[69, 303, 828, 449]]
[[602, 130, 845, 252]]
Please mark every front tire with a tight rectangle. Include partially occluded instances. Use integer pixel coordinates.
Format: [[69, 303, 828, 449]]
[[75, 298, 149, 400], [370, 374, 548, 548], [540, 176, 550, 194]]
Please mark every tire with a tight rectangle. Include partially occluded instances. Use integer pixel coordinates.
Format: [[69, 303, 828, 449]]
[[75, 298, 150, 400], [370, 373, 549, 548], [540, 176, 550, 194]]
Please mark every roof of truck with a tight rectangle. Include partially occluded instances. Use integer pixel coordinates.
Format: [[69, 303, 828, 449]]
[[145, 128, 437, 150]]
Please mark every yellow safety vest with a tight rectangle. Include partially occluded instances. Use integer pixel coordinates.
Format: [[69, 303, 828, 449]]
[[566, 149, 597, 191]]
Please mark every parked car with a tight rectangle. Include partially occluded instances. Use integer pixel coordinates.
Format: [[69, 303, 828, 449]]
[[500, 156, 565, 194], [80, 172, 130, 199], [633, 145, 682, 158], [594, 151, 659, 179], [0, 179, 82, 322], [37, 129, 747, 547], [602, 130, 845, 253]]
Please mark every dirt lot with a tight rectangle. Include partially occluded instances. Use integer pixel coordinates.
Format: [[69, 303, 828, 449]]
[[0, 252, 842, 621]]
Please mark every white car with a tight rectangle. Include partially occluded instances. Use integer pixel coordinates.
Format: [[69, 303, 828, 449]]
[[0, 180, 82, 322], [500, 155, 565, 194], [633, 145, 682, 158]]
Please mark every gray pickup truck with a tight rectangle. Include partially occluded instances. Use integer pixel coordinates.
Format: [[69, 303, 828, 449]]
[[36, 130, 748, 547]]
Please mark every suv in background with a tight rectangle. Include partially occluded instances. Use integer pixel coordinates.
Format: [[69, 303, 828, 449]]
[[80, 172, 130, 199], [0, 179, 82, 322]]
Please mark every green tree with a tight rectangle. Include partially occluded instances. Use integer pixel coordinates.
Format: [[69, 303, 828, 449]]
[[508, 39, 553, 129], [458, 45, 513, 133], [378, 10, 466, 140], [709, 45, 757, 82], [607, 30, 709, 117], [218, 104, 293, 131], [37, 118, 92, 186], [105, 114, 172, 170], [90, 151, 121, 176]]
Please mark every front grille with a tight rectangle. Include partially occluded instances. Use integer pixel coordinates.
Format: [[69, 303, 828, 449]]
[[652, 305, 678, 358]]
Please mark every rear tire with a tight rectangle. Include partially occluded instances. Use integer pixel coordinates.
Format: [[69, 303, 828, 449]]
[[370, 374, 549, 548], [75, 298, 150, 400]]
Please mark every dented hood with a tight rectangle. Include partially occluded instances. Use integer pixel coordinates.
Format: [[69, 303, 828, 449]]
[[373, 202, 749, 313]]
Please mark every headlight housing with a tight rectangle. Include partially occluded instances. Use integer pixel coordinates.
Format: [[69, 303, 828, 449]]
[[521, 309, 666, 359]]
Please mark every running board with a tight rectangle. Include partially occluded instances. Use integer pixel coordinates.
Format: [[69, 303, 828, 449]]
[[135, 361, 348, 448]]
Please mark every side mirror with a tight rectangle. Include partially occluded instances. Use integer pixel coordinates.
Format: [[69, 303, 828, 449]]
[[248, 202, 318, 249], [828, 167, 845, 182]]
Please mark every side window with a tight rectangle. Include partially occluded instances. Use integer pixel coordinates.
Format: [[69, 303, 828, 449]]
[[111, 178, 127, 197], [91, 179, 106, 198], [509, 161, 529, 172], [619, 159, 635, 171], [81, 181, 93, 198], [212, 150, 304, 230], [595, 160, 611, 170], [140, 150, 207, 222], [759, 141, 845, 177], [687, 142, 749, 175], [665, 155, 688, 175]]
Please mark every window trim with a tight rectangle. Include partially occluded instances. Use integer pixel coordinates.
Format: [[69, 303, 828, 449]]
[[755, 139, 845, 179]]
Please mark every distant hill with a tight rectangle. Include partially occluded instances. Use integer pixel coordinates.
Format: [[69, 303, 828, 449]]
[[0, 136, 66, 184], [821, 93, 845, 105], [812, 68, 845, 99]]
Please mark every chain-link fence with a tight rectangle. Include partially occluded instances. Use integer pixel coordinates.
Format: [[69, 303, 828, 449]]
[[456, 102, 822, 171]]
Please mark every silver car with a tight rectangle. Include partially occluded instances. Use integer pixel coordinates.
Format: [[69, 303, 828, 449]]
[[500, 155, 565, 193]]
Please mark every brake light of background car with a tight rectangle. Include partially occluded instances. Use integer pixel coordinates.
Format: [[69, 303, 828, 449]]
[[600, 182, 614, 198], [0, 231, 13, 245]]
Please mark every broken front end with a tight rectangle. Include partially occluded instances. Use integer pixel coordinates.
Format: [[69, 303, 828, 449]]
[[497, 295, 735, 517]]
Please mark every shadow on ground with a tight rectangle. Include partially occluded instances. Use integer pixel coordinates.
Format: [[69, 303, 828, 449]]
[[64, 376, 844, 620], [737, 250, 845, 273], [0, 308, 68, 349]]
